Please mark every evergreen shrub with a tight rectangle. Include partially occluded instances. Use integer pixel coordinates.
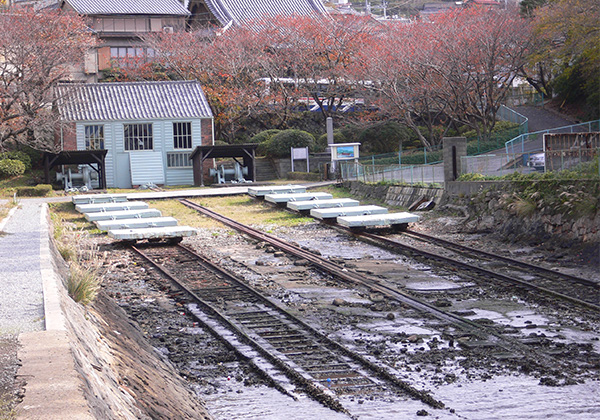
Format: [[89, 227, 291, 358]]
[[0, 159, 26, 179], [265, 129, 316, 158]]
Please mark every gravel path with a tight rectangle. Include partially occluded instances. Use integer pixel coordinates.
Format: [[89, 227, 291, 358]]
[[0, 201, 45, 333], [0, 200, 47, 415]]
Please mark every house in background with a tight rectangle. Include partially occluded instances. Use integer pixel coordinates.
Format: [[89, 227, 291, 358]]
[[185, 0, 329, 30], [55, 80, 214, 189], [56, 0, 190, 81]]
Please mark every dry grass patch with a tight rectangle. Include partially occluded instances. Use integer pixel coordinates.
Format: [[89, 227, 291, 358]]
[[180, 195, 314, 228], [0, 201, 14, 223], [67, 261, 101, 305]]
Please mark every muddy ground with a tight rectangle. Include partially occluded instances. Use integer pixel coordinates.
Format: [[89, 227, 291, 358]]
[[3, 205, 599, 419], [86, 207, 599, 418]]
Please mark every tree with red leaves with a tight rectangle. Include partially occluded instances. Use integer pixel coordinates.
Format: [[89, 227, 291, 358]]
[[363, 6, 532, 148], [0, 7, 95, 151], [139, 15, 378, 142]]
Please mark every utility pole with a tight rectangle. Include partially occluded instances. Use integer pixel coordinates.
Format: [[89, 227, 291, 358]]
[[365, 0, 371, 14]]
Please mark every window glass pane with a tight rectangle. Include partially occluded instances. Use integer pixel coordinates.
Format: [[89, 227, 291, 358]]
[[84, 125, 104, 150], [173, 122, 192, 149], [124, 123, 153, 151], [166, 152, 192, 168]]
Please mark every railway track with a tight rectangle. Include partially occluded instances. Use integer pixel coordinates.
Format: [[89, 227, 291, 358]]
[[351, 229, 600, 313], [130, 243, 446, 414], [178, 199, 595, 369]]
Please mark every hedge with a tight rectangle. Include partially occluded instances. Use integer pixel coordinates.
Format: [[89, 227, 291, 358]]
[[16, 184, 53, 197]]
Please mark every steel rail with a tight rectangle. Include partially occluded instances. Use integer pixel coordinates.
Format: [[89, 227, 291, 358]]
[[130, 244, 348, 414], [131, 242, 446, 410], [350, 230, 600, 313], [180, 199, 492, 331], [403, 230, 599, 288], [178, 199, 571, 367]]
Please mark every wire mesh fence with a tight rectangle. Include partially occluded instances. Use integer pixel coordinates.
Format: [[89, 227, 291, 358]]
[[460, 148, 599, 178], [339, 161, 445, 185]]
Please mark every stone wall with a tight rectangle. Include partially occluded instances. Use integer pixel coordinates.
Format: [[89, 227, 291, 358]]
[[273, 154, 332, 178], [342, 180, 599, 244], [444, 180, 600, 244]]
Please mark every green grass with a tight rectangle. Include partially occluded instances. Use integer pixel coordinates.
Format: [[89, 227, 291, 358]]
[[0, 392, 17, 420], [0, 201, 15, 222]]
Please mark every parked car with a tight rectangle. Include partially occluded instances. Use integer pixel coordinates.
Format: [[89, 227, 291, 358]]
[[527, 153, 545, 171]]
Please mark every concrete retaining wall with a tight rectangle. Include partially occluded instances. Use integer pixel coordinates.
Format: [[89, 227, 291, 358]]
[[343, 181, 445, 209]]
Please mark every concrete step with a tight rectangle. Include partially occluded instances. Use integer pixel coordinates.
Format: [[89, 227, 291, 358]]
[[84, 209, 162, 222], [75, 201, 149, 214], [311, 205, 388, 220], [265, 192, 332, 204], [337, 212, 420, 228], [95, 217, 178, 231]]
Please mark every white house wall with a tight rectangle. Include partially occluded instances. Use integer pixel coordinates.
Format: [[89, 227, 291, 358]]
[[76, 119, 202, 188], [130, 152, 166, 185]]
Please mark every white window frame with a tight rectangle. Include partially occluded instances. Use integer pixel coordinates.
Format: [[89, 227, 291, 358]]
[[166, 151, 192, 168]]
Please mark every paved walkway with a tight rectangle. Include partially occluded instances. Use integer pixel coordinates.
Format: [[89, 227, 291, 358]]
[[1, 200, 92, 419], [515, 105, 576, 133]]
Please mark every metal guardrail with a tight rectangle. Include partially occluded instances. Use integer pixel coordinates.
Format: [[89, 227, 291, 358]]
[[460, 148, 600, 178], [505, 120, 600, 155], [498, 104, 528, 134]]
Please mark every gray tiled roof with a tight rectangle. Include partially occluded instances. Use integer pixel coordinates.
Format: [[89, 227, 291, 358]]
[[203, 0, 328, 27], [63, 0, 190, 16], [57, 81, 213, 122]]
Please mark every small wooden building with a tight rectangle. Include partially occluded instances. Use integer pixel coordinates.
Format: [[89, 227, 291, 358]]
[[55, 80, 214, 189]]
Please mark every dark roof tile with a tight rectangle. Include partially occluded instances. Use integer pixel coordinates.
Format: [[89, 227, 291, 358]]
[[63, 0, 190, 16], [203, 0, 328, 27], [56, 81, 213, 121]]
